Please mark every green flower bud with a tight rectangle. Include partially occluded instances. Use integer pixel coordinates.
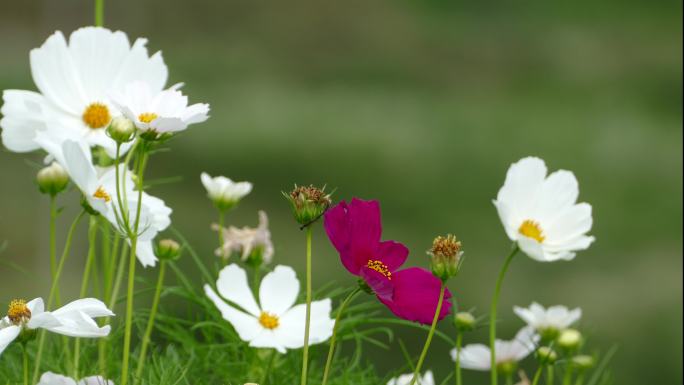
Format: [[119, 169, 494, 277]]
[[539, 327, 561, 343], [571, 355, 595, 370], [283, 184, 332, 227], [537, 347, 558, 365], [428, 234, 463, 282], [497, 361, 517, 376], [454, 311, 476, 331], [106, 116, 136, 143], [36, 162, 69, 196], [156, 239, 182, 261], [557, 328, 582, 351]]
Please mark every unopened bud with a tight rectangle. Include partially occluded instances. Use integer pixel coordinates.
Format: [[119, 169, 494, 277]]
[[497, 361, 517, 376], [283, 184, 332, 226], [557, 328, 582, 350], [37, 162, 69, 196], [106, 116, 136, 143], [571, 355, 595, 370], [454, 311, 476, 331], [156, 239, 181, 261], [429, 234, 463, 282], [536, 347, 558, 365]]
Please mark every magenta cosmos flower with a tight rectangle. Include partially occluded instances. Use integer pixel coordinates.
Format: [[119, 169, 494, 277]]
[[324, 198, 452, 324]]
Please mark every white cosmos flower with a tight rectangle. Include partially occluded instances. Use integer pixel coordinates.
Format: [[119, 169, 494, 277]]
[[387, 371, 435, 385], [0, 298, 113, 356], [450, 327, 538, 371], [212, 211, 273, 264], [38, 372, 114, 385], [513, 302, 581, 333], [494, 157, 595, 262], [0, 27, 167, 157], [112, 81, 209, 134], [34, 132, 172, 267], [200, 172, 252, 210], [204, 264, 334, 353]]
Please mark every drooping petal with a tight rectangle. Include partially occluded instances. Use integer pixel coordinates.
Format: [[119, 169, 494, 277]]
[[360, 266, 394, 301], [0, 325, 20, 356], [379, 267, 452, 325], [258, 265, 300, 317], [37, 372, 78, 385], [0, 90, 49, 152], [215, 264, 261, 317], [204, 284, 262, 343], [451, 343, 491, 371]]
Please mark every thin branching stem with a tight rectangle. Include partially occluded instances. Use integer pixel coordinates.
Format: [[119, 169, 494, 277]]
[[489, 245, 519, 385], [454, 331, 463, 385], [321, 286, 362, 385], [135, 260, 167, 381], [409, 282, 447, 385], [74, 215, 98, 378], [300, 226, 313, 385]]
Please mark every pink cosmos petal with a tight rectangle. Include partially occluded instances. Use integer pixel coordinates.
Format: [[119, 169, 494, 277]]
[[379, 267, 453, 325], [360, 266, 394, 301], [347, 198, 382, 268], [323, 201, 358, 273], [376, 240, 408, 272]]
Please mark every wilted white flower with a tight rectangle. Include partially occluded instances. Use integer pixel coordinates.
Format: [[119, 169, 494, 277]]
[[1, 27, 168, 157], [38, 372, 114, 385], [493, 157, 595, 262], [200, 172, 252, 211], [204, 264, 334, 353], [450, 327, 538, 371], [0, 298, 113, 356], [513, 302, 581, 335], [213, 211, 273, 264], [112, 81, 209, 135], [387, 370, 435, 385]]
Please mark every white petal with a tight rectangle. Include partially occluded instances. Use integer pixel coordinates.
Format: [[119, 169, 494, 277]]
[[259, 265, 300, 316], [496, 157, 548, 215], [518, 236, 546, 261], [454, 344, 491, 370], [51, 298, 114, 318], [37, 372, 78, 385], [215, 264, 261, 317], [78, 376, 114, 385], [134, 239, 158, 268], [0, 90, 48, 152], [276, 299, 334, 349], [0, 325, 20, 356], [204, 284, 261, 343]]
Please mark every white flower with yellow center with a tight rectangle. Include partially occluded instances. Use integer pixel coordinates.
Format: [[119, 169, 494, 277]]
[[0, 298, 113, 356], [38, 372, 114, 385], [112, 81, 209, 135], [450, 327, 538, 371], [0, 26, 168, 157], [213, 211, 273, 264], [200, 172, 252, 211], [513, 302, 581, 334], [493, 157, 595, 262], [387, 371, 435, 385], [204, 264, 334, 353]]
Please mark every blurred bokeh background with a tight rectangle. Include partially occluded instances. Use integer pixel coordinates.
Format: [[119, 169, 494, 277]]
[[0, 1, 681, 384]]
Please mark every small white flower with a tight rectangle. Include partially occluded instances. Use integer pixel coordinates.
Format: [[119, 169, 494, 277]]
[[0, 298, 113, 356], [494, 157, 595, 262], [112, 81, 209, 134], [513, 302, 581, 333], [204, 264, 334, 353], [200, 172, 252, 210], [38, 372, 114, 385], [1, 27, 167, 157], [450, 327, 538, 371], [213, 211, 273, 264], [387, 371, 435, 385]]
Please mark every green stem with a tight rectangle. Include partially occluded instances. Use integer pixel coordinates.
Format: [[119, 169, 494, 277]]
[[489, 246, 519, 385], [217, 209, 225, 252], [531, 366, 544, 385], [32, 209, 86, 383], [562, 365, 573, 385], [300, 226, 313, 385], [321, 287, 362, 385], [22, 344, 28, 385], [49, 196, 62, 307], [409, 282, 447, 385], [547, 365, 554, 385], [574, 371, 585, 385], [94, 0, 104, 26], [505, 373, 513, 385], [74, 216, 99, 378], [260, 349, 277, 385], [454, 331, 463, 385], [135, 260, 167, 381]]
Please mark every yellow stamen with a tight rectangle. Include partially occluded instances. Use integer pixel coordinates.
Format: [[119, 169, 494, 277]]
[[7, 299, 31, 324], [93, 186, 111, 202], [519, 219, 545, 243], [259, 312, 279, 330], [366, 259, 392, 280], [138, 112, 159, 124], [82, 103, 111, 129]]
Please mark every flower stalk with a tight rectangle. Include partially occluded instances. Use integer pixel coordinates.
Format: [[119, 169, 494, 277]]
[[454, 331, 463, 385], [321, 286, 363, 385], [489, 245, 519, 385], [300, 226, 313, 385], [74, 215, 99, 378], [409, 282, 447, 385], [135, 260, 167, 381]]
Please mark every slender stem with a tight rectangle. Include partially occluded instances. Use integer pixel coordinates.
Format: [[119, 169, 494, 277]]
[[454, 331, 463, 385], [409, 283, 447, 385], [547, 365, 554, 385], [217, 209, 225, 251], [135, 260, 167, 381], [531, 366, 544, 385], [300, 226, 313, 385], [94, 0, 104, 26], [22, 344, 28, 385], [321, 287, 362, 385], [489, 246, 519, 385], [574, 371, 585, 385], [74, 216, 98, 378], [506, 373, 513, 385], [49, 196, 61, 307], [260, 349, 277, 385], [562, 365, 574, 385]]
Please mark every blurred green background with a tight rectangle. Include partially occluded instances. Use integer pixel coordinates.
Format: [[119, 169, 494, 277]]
[[0, 0, 681, 384]]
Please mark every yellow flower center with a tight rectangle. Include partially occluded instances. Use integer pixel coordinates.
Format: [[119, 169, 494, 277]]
[[259, 312, 279, 330], [519, 219, 545, 243], [7, 299, 31, 324], [82, 103, 111, 129], [138, 112, 159, 124], [93, 186, 111, 202], [366, 259, 392, 280]]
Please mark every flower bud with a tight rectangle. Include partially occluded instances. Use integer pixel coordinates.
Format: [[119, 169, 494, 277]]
[[571, 355, 595, 370], [106, 116, 136, 143], [156, 239, 181, 261], [283, 184, 332, 227], [538, 327, 561, 343], [557, 328, 582, 351], [428, 234, 463, 282], [36, 162, 69, 196], [536, 347, 558, 365], [497, 361, 517, 376], [454, 311, 476, 331]]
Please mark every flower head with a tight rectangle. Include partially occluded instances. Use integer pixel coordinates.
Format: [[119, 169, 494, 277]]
[[450, 327, 539, 372], [494, 157, 595, 262], [213, 211, 274, 265], [156, 239, 182, 261], [1, 298, 113, 356], [1, 27, 167, 157], [38, 372, 114, 385], [204, 264, 334, 353], [284, 184, 332, 226], [200, 173, 252, 211], [513, 302, 581, 340], [324, 198, 452, 324], [428, 234, 463, 281], [387, 370, 435, 385]]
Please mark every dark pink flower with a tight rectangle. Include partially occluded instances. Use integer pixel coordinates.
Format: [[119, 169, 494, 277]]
[[324, 198, 452, 324]]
